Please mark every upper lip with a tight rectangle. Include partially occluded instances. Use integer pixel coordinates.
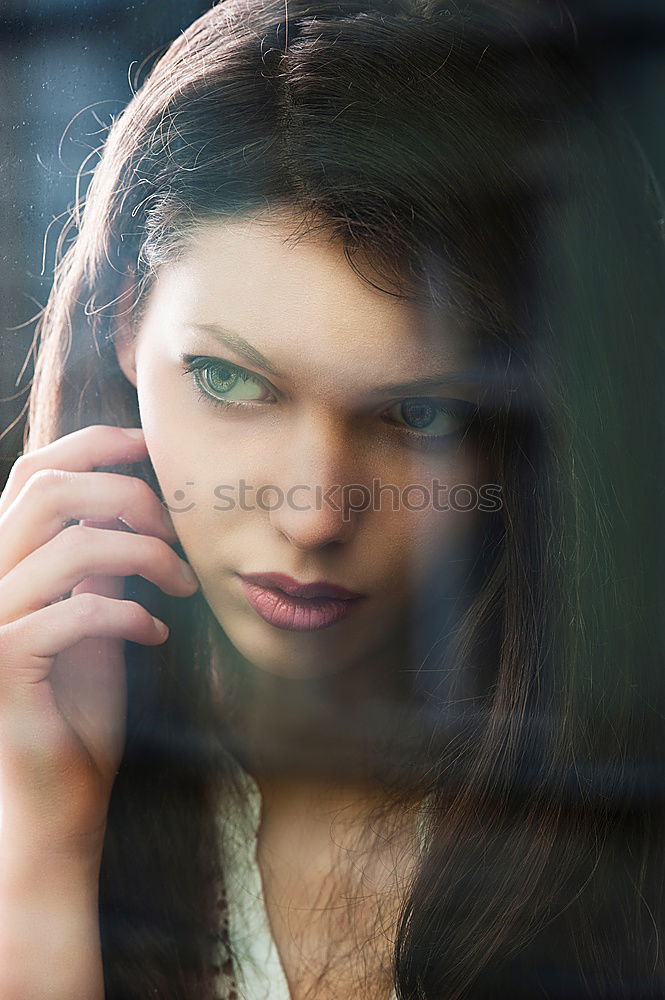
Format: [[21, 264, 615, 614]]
[[238, 572, 364, 600]]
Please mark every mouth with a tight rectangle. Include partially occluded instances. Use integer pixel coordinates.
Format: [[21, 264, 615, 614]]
[[236, 572, 365, 632], [239, 571, 363, 600]]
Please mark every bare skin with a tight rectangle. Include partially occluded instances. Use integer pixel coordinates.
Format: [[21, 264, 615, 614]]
[[0, 424, 198, 999], [253, 774, 422, 1000], [0, 210, 484, 999], [110, 209, 486, 996], [114, 210, 486, 685]]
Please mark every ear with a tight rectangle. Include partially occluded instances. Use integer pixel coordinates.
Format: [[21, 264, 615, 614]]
[[113, 279, 138, 388]]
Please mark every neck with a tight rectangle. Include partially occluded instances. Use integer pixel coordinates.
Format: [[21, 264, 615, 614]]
[[220, 634, 431, 784]]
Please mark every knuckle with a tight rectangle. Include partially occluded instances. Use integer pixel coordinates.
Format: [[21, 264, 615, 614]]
[[84, 423, 114, 438], [55, 523, 94, 570], [126, 533, 171, 579], [138, 531, 165, 559], [148, 535, 176, 570], [126, 474, 151, 504], [11, 452, 32, 476], [121, 600, 148, 626], [25, 467, 73, 495], [70, 592, 105, 622], [3, 453, 34, 494], [59, 522, 91, 547]]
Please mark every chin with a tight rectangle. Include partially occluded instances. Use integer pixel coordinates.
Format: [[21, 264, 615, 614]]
[[212, 611, 355, 678], [251, 656, 345, 680]]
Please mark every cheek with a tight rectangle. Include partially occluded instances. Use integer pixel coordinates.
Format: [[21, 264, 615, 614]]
[[383, 451, 490, 587], [136, 359, 263, 507]]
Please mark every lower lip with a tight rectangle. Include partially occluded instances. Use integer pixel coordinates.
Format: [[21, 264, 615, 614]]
[[238, 579, 363, 632]]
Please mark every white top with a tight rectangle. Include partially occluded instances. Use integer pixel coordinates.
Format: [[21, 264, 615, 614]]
[[212, 758, 431, 1000]]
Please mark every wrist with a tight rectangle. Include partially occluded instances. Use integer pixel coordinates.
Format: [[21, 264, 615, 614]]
[[0, 845, 105, 1000], [0, 830, 105, 900]]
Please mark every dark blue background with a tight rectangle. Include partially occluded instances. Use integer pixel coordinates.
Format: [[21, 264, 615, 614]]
[[1, 0, 664, 470]]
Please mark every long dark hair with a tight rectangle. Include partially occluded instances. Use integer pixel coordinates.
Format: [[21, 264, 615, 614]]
[[24, 0, 665, 997]]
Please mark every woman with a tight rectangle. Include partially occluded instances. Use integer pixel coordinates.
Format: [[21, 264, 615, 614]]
[[1, 1, 664, 998]]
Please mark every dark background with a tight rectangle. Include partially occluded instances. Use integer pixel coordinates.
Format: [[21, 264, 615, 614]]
[[1, 0, 664, 480]]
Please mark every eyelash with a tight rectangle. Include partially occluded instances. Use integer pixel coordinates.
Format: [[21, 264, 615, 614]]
[[180, 354, 479, 453]]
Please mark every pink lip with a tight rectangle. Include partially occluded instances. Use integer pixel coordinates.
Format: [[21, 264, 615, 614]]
[[238, 572, 363, 600], [236, 572, 365, 632]]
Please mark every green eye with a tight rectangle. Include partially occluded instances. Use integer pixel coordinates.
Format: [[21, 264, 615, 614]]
[[204, 361, 266, 401], [182, 356, 273, 407], [181, 355, 479, 454]]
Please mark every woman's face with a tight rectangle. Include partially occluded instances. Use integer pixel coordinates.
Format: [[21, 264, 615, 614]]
[[116, 213, 491, 679]]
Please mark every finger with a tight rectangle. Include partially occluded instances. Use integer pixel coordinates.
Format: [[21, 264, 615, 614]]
[[70, 521, 134, 602], [0, 424, 148, 517], [0, 593, 168, 685], [0, 470, 177, 578], [0, 524, 198, 626]]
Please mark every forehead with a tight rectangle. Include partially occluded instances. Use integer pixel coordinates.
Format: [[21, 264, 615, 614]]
[[142, 215, 477, 381]]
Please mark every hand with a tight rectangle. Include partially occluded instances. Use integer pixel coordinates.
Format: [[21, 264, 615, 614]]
[[0, 424, 198, 861]]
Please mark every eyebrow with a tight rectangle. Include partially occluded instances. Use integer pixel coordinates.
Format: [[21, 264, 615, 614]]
[[186, 322, 491, 395], [185, 323, 286, 377]]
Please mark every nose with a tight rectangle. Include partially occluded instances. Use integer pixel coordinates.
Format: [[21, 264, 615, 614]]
[[267, 412, 361, 551]]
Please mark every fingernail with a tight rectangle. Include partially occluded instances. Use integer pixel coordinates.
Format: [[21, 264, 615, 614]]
[[181, 562, 198, 587], [121, 428, 144, 440], [152, 616, 169, 639]]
